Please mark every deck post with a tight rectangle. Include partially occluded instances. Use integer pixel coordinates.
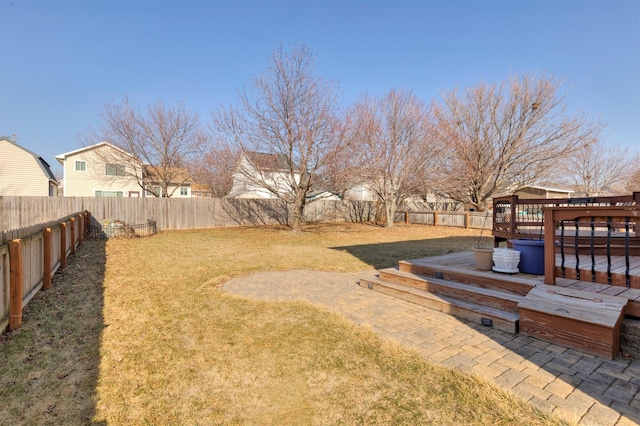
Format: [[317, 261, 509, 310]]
[[9, 239, 23, 330], [43, 228, 52, 290], [433, 211, 438, 227], [465, 212, 470, 229], [634, 193, 640, 233], [405, 211, 409, 224], [543, 208, 556, 285], [509, 195, 518, 238]]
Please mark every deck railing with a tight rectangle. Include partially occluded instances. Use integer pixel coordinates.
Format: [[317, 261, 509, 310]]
[[492, 192, 640, 244], [542, 206, 639, 287]]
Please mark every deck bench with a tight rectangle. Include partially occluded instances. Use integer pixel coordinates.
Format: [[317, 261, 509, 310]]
[[518, 284, 628, 359]]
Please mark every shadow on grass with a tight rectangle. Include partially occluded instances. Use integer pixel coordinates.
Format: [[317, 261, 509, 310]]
[[332, 236, 480, 269], [0, 239, 106, 425]]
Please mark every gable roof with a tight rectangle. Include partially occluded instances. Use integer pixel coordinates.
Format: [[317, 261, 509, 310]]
[[1, 136, 58, 184], [518, 185, 574, 194], [244, 151, 299, 172], [144, 165, 192, 184], [54, 142, 138, 164]]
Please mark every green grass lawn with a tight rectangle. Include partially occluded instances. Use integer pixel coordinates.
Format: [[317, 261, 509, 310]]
[[0, 223, 570, 425]]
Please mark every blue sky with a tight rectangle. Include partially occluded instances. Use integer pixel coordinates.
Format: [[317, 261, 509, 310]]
[[1, 0, 638, 175]]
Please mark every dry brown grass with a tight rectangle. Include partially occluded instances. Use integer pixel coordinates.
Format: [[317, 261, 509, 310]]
[[0, 223, 570, 425]]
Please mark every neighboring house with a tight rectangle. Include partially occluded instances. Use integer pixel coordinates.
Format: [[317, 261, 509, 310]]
[[306, 190, 340, 201], [56, 142, 194, 198], [55, 142, 143, 197], [513, 185, 574, 199], [343, 183, 378, 201], [143, 166, 192, 198], [227, 151, 300, 199], [0, 137, 59, 196], [191, 183, 214, 198]]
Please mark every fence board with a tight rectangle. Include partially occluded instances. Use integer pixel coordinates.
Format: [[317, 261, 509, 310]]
[[51, 225, 61, 275], [22, 231, 44, 307], [0, 245, 9, 331]]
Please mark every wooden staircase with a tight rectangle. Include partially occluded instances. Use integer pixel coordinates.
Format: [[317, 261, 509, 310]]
[[359, 268, 522, 333], [359, 253, 631, 359]]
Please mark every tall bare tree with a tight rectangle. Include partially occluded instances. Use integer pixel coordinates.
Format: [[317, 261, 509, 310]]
[[626, 156, 640, 193], [82, 98, 206, 197], [431, 73, 604, 211], [213, 43, 344, 234], [560, 139, 637, 196], [188, 142, 236, 198], [346, 90, 439, 227]]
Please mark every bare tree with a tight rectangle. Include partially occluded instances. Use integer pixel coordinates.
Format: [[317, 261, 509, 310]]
[[82, 98, 206, 197], [560, 139, 637, 196], [431, 73, 604, 211], [625, 154, 640, 193], [213, 43, 344, 234], [188, 142, 236, 198], [346, 90, 439, 227]]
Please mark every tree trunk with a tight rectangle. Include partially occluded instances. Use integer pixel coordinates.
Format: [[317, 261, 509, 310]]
[[291, 193, 306, 235], [385, 201, 395, 228]]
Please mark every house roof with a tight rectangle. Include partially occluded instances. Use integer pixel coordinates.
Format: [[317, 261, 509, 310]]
[[1, 137, 58, 185], [244, 151, 299, 172], [191, 182, 212, 192], [54, 142, 138, 164], [144, 165, 192, 185], [518, 185, 573, 194]]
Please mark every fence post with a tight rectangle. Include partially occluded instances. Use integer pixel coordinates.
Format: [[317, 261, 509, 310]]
[[70, 217, 76, 255], [465, 212, 470, 229], [404, 211, 409, 224], [433, 211, 438, 227], [60, 222, 67, 270], [77, 214, 83, 245], [43, 228, 52, 290], [9, 239, 23, 330], [85, 211, 91, 239]]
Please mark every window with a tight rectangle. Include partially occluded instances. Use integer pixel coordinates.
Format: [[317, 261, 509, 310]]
[[95, 190, 123, 197], [180, 187, 188, 196], [105, 163, 126, 176], [75, 161, 86, 171], [145, 186, 162, 197]]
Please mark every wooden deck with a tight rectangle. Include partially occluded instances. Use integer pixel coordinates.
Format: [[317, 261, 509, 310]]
[[414, 251, 640, 315], [361, 250, 640, 359]]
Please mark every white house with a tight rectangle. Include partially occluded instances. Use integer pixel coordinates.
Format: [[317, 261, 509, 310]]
[[55, 142, 143, 197], [513, 185, 574, 199], [0, 137, 59, 196], [227, 151, 300, 199], [343, 183, 378, 201], [56, 142, 194, 198]]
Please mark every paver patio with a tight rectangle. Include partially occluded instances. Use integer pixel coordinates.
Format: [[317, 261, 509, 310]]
[[223, 270, 640, 426]]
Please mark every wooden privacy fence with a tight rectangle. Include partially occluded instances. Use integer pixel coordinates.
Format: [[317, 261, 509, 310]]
[[0, 211, 89, 332], [0, 197, 370, 232], [0, 196, 455, 232], [398, 210, 493, 230]]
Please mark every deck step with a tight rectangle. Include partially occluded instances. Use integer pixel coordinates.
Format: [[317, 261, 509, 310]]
[[378, 268, 524, 314], [359, 271, 519, 334], [518, 284, 628, 359], [398, 259, 535, 296]]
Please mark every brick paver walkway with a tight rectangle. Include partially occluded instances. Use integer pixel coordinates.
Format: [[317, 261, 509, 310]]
[[223, 270, 640, 426]]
